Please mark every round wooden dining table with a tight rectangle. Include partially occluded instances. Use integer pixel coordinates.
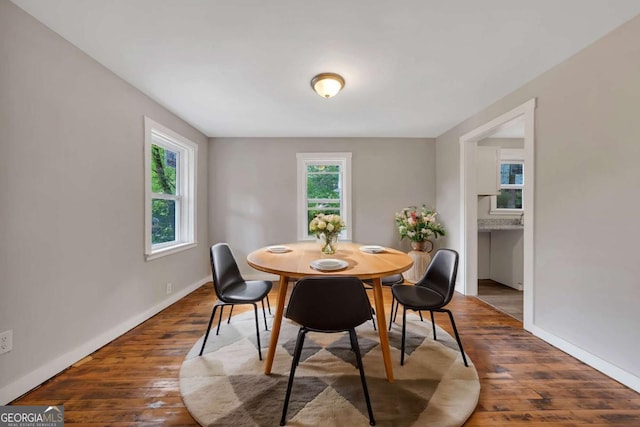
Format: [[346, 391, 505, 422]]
[[247, 241, 414, 382]]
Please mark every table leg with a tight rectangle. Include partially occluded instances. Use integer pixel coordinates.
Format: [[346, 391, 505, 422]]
[[372, 277, 394, 382], [265, 275, 289, 374]]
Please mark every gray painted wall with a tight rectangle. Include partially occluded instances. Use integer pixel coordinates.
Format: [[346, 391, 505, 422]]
[[209, 138, 436, 277], [436, 15, 640, 379], [0, 2, 210, 400], [478, 233, 491, 279]]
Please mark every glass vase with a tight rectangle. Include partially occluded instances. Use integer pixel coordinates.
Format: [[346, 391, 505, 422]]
[[320, 233, 338, 255]]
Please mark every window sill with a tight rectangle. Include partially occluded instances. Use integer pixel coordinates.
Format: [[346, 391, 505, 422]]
[[490, 209, 523, 215], [146, 241, 197, 261]]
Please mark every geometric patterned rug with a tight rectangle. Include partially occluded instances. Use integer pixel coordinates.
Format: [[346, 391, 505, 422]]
[[180, 311, 479, 426]]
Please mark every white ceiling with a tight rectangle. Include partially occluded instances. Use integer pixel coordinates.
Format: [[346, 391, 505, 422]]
[[11, 0, 640, 138]]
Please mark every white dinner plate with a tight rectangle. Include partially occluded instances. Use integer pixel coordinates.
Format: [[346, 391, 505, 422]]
[[266, 245, 291, 253], [359, 245, 386, 254], [310, 259, 349, 271]]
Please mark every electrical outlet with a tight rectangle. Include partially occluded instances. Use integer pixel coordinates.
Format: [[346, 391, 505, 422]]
[[0, 330, 13, 355], [166, 282, 172, 295]]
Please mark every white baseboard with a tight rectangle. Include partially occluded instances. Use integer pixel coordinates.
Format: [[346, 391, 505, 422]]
[[0, 276, 209, 405], [503, 282, 523, 291], [530, 324, 640, 393]]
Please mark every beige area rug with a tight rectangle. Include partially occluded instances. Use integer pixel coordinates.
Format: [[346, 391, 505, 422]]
[[180, 311, 479, 427]]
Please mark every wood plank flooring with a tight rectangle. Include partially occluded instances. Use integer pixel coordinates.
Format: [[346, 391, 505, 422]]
[[477, 279, 523, 321], [12, 284, 640, 426]]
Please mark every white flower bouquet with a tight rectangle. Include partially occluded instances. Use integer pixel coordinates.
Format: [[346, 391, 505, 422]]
[[309, 213, 345, 254], [395, 205, 445, 242]]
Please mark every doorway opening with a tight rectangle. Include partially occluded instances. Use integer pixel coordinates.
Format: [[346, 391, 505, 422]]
[[475, 120, 525, 321], [458, 99, 535, 329]]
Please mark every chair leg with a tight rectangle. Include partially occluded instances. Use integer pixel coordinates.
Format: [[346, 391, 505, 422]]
[[401, 306, 407, 366], [199, 304, 219, 356], [226, 305, 234, 324], [280, 329, 307, 426], [430, 311, 436, 340], [347, 329, 361, 369], [261, 299, 269, 331], [444, 309, 468, 367], [349, 329, 376, 426], [388, 296, 396, 332], [216, 305, 226, 335], [266, 295, 272, 315], [370, 307, 377, 331], [251, 303, 262, 360], [418, 310, 424, 321]]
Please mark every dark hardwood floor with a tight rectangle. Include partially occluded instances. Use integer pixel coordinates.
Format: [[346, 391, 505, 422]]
[[12, 284, 640, 425]]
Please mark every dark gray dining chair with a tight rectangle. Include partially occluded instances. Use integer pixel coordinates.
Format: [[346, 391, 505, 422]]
[[199, 243, 272, 359], [390, 249, 468, 367], [280, 276, 376, 426]]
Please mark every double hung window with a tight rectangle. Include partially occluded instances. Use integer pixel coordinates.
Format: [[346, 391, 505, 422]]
[[491, 149, 524, 213], [297, 153, 352, 240], [144, 117, 197, 260]]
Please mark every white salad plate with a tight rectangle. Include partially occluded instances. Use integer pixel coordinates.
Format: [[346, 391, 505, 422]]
[[310, 259, 349, 271], [266, 245, 291, 253], [359, 245, 386, 254]]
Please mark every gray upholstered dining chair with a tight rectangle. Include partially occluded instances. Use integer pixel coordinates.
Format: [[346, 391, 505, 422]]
[[199, 243, 272, 359]]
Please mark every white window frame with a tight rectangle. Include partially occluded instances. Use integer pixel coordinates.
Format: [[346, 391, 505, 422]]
[[490, 148, 524, 214], [297, 152, 352, 241], [144, 117, 197, 260]]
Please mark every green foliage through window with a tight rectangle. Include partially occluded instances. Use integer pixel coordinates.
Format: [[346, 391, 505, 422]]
[[496, 189, 522, 209], [152, 199, 176, 244], [151, 145, 177, 194], [151, 144, 178, 244], [307, 167, 340, 200], [497, 162, 523, 209], [306, 164, 342, 225]]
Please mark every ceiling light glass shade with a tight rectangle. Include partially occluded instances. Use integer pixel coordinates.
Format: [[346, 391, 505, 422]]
[[311, 73, 345, 98]]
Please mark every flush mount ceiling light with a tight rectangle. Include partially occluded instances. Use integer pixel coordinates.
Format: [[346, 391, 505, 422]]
[[310, 73, 345, 98]]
